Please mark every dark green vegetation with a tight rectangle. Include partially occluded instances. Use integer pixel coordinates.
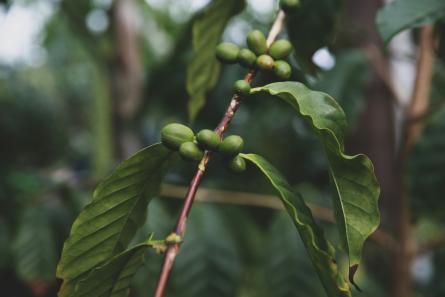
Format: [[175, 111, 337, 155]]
[[279, 0, 300, 13], [2, 1, 445, 297]]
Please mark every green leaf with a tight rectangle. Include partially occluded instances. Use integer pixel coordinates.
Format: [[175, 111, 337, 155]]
[[132, 199, 172, 296], [73, 237, 156, 297], [313, 50, 370, 124], [376, 0, 445, 44], [409, 109, 445, 220], [286, 0, 342, 72], [186, 0, 245, 121], [251, 82, 380, 282], [171, 205, 242, 297], [265, 213, 326, 297], [56, 143, 177, 297], [241, 153, 351, 296], [13, 207, 57, 282]]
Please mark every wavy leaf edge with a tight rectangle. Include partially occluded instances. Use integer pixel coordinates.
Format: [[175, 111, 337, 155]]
[[251, 81, 380, 283]]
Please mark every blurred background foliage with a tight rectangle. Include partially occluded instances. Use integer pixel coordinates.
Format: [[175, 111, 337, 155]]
[[0, 0, 444, 296]]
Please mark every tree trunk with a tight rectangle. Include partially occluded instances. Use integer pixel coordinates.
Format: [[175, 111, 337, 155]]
[[110, 0, 143, 158], [343, 0, 413, 296]]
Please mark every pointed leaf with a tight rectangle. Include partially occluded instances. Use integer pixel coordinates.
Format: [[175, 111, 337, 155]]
[[73, 238, 156, 297], [266, 214, 326, 297], [132, 200, 173, 295], [56, 143, 177, 297], [186, 0, 245, 121], [13, 207, 57, 282], [171, 205, 242, 297], [241, 153, 351, 297], [376, 0, 445, 44], [251, 82, 380, 281]]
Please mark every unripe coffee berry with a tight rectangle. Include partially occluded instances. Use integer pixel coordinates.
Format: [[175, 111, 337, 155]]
[[219, 135, 244, 156], [247, 30, 267, 55], [161, 123, 194, 150], [280, 0, 299, 13], [269, 40, 293, 60], [196, 129, 220, 151], [274, 60, 292, 80], [237, 48, 257, 67], [233, 80, 251, 96], [228, 155, 246, 173], [179, 142, 204, 161], [256, 55, 275, 71], [216, 42, 240, 64]]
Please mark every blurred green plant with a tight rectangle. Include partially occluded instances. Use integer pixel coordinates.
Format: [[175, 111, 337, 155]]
[[1, 0, 445, 297]]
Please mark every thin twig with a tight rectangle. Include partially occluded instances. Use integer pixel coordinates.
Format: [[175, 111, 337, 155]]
[[404, 25, 435, 150], [152, 11, 287, 297], [407, 97, 445, 124], [392, 25, 436, 297], [161, 184, 399, 252], [266, 10, 285, 47]]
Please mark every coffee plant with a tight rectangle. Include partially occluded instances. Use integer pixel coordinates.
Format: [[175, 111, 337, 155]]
[[54, 0, 406, 296]]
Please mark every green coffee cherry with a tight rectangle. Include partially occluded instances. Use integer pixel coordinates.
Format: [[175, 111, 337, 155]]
[[219, 135, 244, 156], [247, 30, 267, 55], [216, 42, 240, 64], [233, 80, 251, 96], [228, 155, 246, 173], [269, 40, 293, 60], [161, 123, 194, 150], [279, 0, 299, 13], [179, 141, 204, 161], [196, 129, 220, 151], [237, 48, 257, 67], [274, 60, 292, 80], [256, 54, 275, 71]]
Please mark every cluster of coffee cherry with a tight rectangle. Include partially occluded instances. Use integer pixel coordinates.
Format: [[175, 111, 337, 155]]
[[159, 0, 301, 173], [216, 30, 293, 82], [161, 123, 246, 172]]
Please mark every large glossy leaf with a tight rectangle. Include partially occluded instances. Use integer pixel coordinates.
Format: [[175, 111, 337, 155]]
[[56, 143, 177, 297], [241, 153, 351, 296], [376, 0, 445, 44], [13, 207, 57, 282], [186, 0, 245, 121], [251, 82, 380, 282], [73, 237, 156, 297]]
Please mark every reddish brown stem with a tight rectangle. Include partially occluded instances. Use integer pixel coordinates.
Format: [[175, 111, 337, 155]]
[[153, 70, 256, 297], [153, 10, 286, 296], [153, 168, 205, 297]]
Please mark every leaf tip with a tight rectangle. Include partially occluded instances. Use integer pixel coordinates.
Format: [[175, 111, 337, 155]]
[[349, 264, 362, 292]]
